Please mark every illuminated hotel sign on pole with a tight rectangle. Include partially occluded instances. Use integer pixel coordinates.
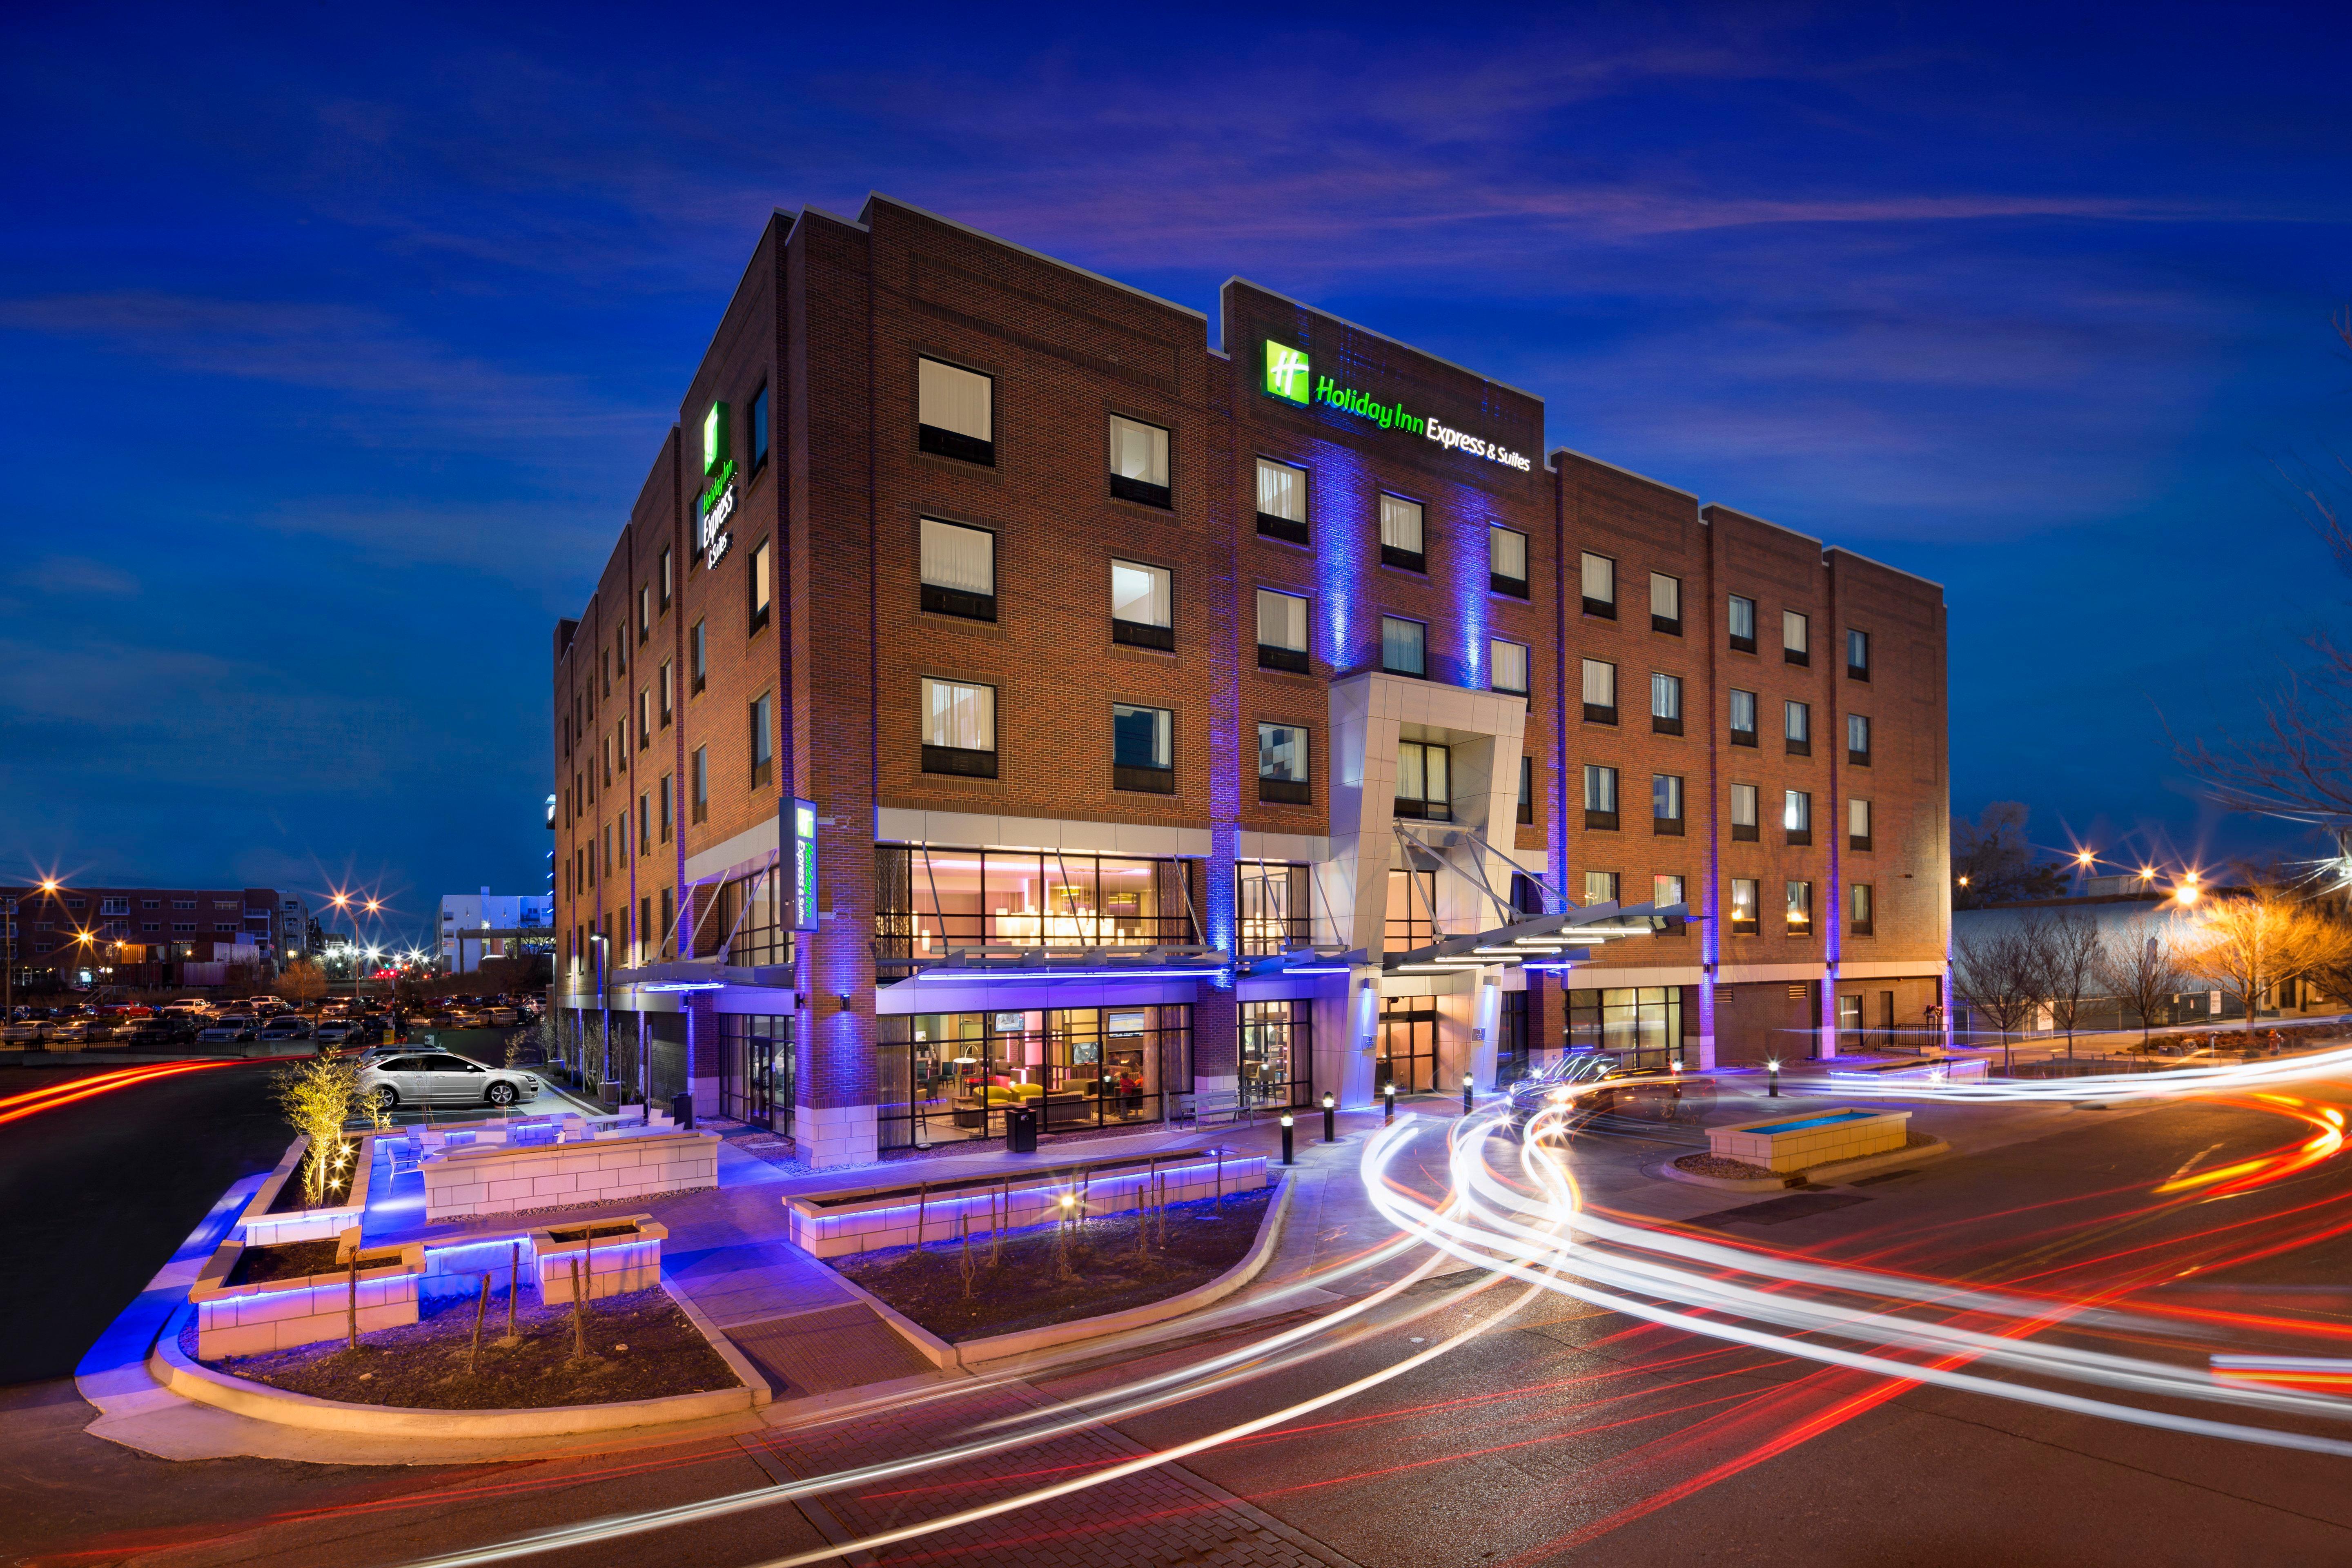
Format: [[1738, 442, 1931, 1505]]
[[789, 798, 820, 932], [698, 401, 736, 568], [1262, 340, 1532, 473]]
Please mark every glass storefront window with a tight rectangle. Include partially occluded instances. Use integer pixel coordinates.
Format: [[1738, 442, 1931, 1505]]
[[1240, 999, 1313, 1109], [1566, 987, 1688, 1069], [874, 848, 1201, 969], [877, 1005, 1191, 1148], [1237, 863, 1311, 956]]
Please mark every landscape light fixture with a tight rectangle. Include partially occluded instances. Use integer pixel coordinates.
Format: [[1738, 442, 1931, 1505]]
[[1321, 1091, 1336, 1143], [1768, 1058, 1782, 1096]]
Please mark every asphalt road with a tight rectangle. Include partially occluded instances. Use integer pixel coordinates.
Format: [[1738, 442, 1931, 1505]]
[[9, 1081, 2352, 1565]]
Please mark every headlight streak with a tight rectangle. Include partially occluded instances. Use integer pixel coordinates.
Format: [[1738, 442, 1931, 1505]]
[[396, 1118, 1547, 1568], [1826, 1040, 2352, 1105], [1370, 1102, 2352, 1463]]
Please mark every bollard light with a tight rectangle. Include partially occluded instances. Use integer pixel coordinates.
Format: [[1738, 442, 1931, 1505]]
[[1280, 1112, 1295, 1166], [1384, 1081, 1396, 1124], [1767, 1058, 1782, 1098], [1321, 1091, 1336, 1144], [1461, 1071, 1474, 1115]]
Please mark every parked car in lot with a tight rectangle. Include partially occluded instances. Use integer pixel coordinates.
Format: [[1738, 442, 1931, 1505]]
[[197, 1014, 261, 1043], [425, 1011, 459, 1029], [357, 1052, 540, 1110], [118, 1018, 197, 1047], [256, 1016, 315, 1044], [42, 1017, 103, 1045], [313, 1019, 359, 1047], [486, 1006, 519, 1026], [1, 1017, 46, 1045]]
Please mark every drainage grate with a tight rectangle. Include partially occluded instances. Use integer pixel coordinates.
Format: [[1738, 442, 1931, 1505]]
[[1685, 1192, 1873, 1228]]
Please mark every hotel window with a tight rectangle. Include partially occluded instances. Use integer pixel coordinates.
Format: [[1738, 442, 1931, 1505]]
[[639, 584, 650, 644], [1256, 458, 1308, 545], [748, 538, 772, 635], [1380, 495, 1425, 573], [659, 775, 673, 842], [1519, 755, 1535, 825], [1582, 871, 1621, 906], [602, 648, 610, 697], [1650, 672, 1683, 735], [1783, 609, 1810, 666], [1108, 415, 1172, 508], [691, 748, 709, 823], [1381, 615, 1426, 678], [749, 383, 769, 474], [1786, 880, 1813, 934], [1654, 873, 1686, 909], [1728, 594, 1756, 653], [1491, 638, 1529, 698], [1652, 773, 1684, 834], [1850, 882, 1874, 936], [1490, 525, 1529, 597], [920, 677, 998, 778], [1784, 788, 1812, 844], [920, 519, 996, 621], [638, 793, 650, 856], [1583, 763, 1619, 830], [1581, 659, 1617, 724], [1257, 589, 1310, 673], [1111, 559, 1175, 650], [1729, 687, 1757, 745], [691, 620, 706, 694], [1849, 796, 1873, 851], [615, 717, 628, 773], [1847, 712, 1871, 765], [917, 356, 993, 465], [1257, 722, 1310, 805], [1731, 782, 1760, 841], [1847, 627, 1871, 681], [750, 693, 774, 787], [1785, 699, 1811, 755], [658, 887, 673, 954], [1650, 572, 1682, 635], [615, 626, 627, 677], [1730, 878, 1759, 934], [659, 660, 673, 726], [1581, 552, 1616, 618], [1396, 741, 1451, 821], [1112, 703, 1175, 793], [660, 546, 673, 610]]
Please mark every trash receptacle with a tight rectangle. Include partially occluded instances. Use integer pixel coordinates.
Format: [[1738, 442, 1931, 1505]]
[[1006, 1106, 1038, 1154], [670, 1091, 694, 1130]]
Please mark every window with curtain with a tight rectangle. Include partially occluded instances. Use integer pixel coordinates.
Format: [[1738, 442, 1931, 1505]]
[[1111, 559, 1174, 649], [1850, 882, 1873, 933], [1784, 789, 1811, 838], [1652, 773, 1683, 827], [920, 677, 997, 777], [1584, 763, 1618, 814], [1651, 672, 1682, 733], [1581, 552, 1616, 615], [1731, 782, 1759, 840], [1112, 704, 1174, 791], [1582, 658, 1617, 722], [659, 660, 673, 724], [1653, 873, 1685, 907], [1257, 589, 1309, 672], [1381, 616, 1426, 677], [1491, 639, 1529, 696], [750, 693, 773, 787], [1730, 878, 1759, 932], [1786, 880, 1813, 932], [1785, 699, 1810, 753], [1490, 526, 1528, 594], [1257, 722, 1309, 804], [1256, 459, 1307, 543], [1847, 712, 1871, 762], [1380, 495, 1425, 570], [1582, 871, 1620, 905], [917, 357, 993, 463], [1650, 572, 1682, 631], [1783, 609, 1810, 661], [1849, 796, 1872, 848], [692, 747, 708, 822], [1728, 594, 1756, 650], [1108, 415, 1171, 506], [1396, 741, 1451, 820], [919, 519, 995, 621], [1728, 687, 1757, 743], [749, 538, 772, 634], [1519, 754, 1534, 825], [1847, 627, 1871, 677]]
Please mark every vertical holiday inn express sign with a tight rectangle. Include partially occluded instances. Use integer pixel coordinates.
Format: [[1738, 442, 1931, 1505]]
[[699, 401, 737, 568], [1264, 340, 1531, 472]]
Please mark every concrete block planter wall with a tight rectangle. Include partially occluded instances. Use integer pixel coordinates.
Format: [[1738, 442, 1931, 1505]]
[[238, 1133, 377, 1247], [420, 1128, 720, 1222], [189, 1228, 426, 1359], [787, 1149, 1271, 1259], [529, 1214, 666, 1303], [1708, 1108, 1911, 1174]]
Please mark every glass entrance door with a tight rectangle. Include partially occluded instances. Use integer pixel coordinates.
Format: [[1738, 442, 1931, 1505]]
[[1379, 1000, 1439, 1094], [719, 1015, 788, 1131]]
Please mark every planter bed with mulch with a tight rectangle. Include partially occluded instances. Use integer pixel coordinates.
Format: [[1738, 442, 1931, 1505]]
[[179, 1284, 739, 1410], [835, 1188, 1272, 1343]]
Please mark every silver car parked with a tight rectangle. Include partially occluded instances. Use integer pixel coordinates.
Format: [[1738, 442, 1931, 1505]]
[[358, 1051, 540, 1111]]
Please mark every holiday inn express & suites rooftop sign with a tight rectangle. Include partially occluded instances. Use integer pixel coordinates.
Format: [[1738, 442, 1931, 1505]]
[[1264, 341, 1532, 473]]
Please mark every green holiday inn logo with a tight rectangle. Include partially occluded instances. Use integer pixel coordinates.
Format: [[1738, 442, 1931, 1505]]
[[1265, 341, 1310, 405]]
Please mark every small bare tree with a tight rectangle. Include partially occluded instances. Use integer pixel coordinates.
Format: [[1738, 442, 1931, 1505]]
[[2094, 931, 2188, 1047], [2043, 911, 2106, 1059], [1952, 921, 2049, 1072], [277, 959, 327, 1009]]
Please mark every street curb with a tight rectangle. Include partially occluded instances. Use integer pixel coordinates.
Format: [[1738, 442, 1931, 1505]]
[[149, 1301, 757, 1437], [1655, 1138, 1955, 1192], [835, 1170, 1296, 1372]]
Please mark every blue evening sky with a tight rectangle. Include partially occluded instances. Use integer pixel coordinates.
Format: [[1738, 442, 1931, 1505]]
[[4, 2, 2349, 947]]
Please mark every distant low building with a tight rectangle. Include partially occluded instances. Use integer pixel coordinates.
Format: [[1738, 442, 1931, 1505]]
[[0, 883, 287, 989], [438, 889, 556, 973]]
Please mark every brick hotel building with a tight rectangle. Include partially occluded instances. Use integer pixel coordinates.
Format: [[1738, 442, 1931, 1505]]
[[552, 194, 1949, 1166]]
